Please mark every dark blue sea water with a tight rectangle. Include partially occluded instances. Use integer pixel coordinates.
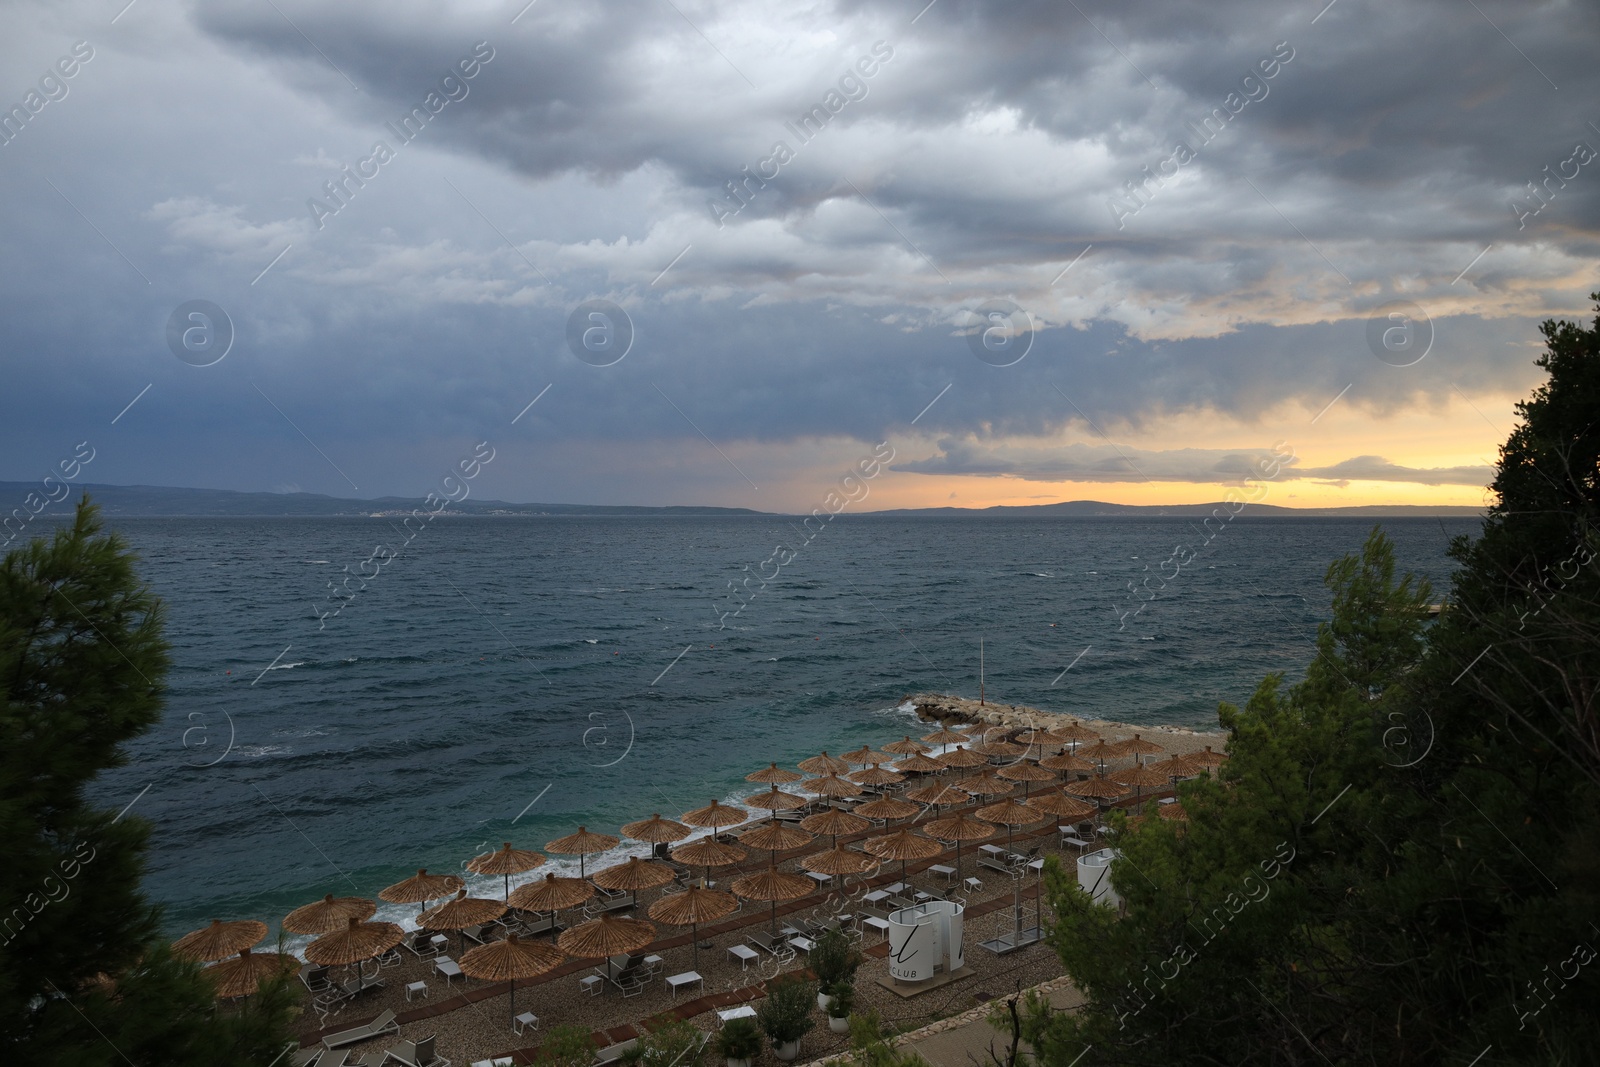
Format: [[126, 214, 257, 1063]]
[[76, 514, 1476, 941]]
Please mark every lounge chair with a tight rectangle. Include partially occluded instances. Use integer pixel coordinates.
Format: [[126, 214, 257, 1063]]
[[460, 925, 488, 945], [594, 1039, 638, 1065], [384, 1034, 451, 1067], [300, 964, 331, 994], [321, 1008, 399, 1050], [402, 931, 439, 958], [291, 1049, 322, 1067]]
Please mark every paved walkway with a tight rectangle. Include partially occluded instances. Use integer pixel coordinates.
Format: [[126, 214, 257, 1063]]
[[900, 984, 1083, 1067]]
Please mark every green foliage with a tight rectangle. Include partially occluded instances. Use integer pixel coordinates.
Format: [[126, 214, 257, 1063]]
[[538, 1023, 601, 1067], [1026, 298, 1600, 1064], [824, 979, 854, 1018], [715, 1016, 763, 1062], [808, 926, 860, 989], [637, 1015, 708, 1067], [756, 974, 816, 1047], [845, 1012, 931, 1067], [0, 498, 294, 1065]]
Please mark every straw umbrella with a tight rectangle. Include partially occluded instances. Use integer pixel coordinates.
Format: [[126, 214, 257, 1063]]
[[419, 889, 509, 950], [283, 894, 376, 936], [203, 948, 296, 1000], [650, 885, 737, 970], [997, 761, 1057, 796], [921, 724, 969, 745], [670, 838, 747, 885], [172, 919, 266, 963], [1117, 733, 1165, 765], [1110, 761, 1171, 801], [923, 810, 996, 876], [973, 739, 1025, 759], [1158, 801, 1189, 822], [1065, 777, 1128, 804], [1038, 751, 1096, 776], [854, 795, 920, 823], [739, 822, 814, 854], [797, 751, 851, 775], [840, 744, 880, 765], [458, 934, 564, 1027], [590, 856, 675, 909], [963, 771, 1015, 797], [1026, 791, 1097, 822], [744, 784, 808, 811], [304, 917, 405, 968], [800, 845, 877, 884], [882, 736, 931, 756], [746, 763, 804, 784], [1051, 720, 1099, 744], [800, 807, 870, 848], [938, 746, 989, 773], [1186, 745, 1228, 771], [802, 774, 861, 800], [508, 873, 595, 939], [848, 763, 905, 787], [905, 781, 972, 808], [1078, 739, 1123, 775], [730, 867, 815, 940], [892, 753, 946, 775], [863, 828, 941, 889], [976, 797, 1044, 850], [559, 913, 656, 961], [621, 814, 693, 863], [467, 842, 547, 900], [682, 799, 747, 832], [379, 869, 464, 914], [1147, 754, 1198, 784], [546, 826, 620, 878]]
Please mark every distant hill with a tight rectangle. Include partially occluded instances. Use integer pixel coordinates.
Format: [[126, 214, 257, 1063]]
[[2, 482, 1484, 519]]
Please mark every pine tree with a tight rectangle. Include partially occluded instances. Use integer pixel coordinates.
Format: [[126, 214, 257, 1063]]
[[0, 498, 293, 1066]]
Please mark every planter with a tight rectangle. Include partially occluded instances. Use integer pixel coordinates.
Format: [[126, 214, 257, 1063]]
[[726, 1059, 751, 1067], [818, 993, 833, 1011], [772, 1041, 800, 1062], [828, 1016, 851, 1034]]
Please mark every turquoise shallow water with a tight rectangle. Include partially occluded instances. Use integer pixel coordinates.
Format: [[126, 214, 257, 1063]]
[[72, 514, 1474, 941]]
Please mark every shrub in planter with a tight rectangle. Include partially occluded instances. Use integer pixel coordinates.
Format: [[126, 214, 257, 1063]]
[[757, 974, 816, 1060], [810, 928, 861, 991], [716, 1017, 763, 1067], [638, 1016, 709, 1067], [825, 981, 855, 1033]]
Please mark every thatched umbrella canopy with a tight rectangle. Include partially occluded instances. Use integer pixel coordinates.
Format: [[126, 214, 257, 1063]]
[[1051, 720, 1100, 743], [921, 724, 970, 744], [855, 795, 921, 822], [419, 889, 509, 947], [546, 826, 620, 878], [744, 784, 808, 811], [962, 772, 1015, 797], [203, 948, 296, 1000], [797, 751, 851, 775], [730, 868, 815, 939], [864, 827, 942, 887], [739, 822, 814, 854], [172, 919, 267, 963], [802, 773, 862, 799], [283, 894, 376, 936], [893, 753, 946, 775], [681, 799, 747, 830], [848, 763, 905, 787], [997, 761, 1057, 795], [1026, 791, 1097, 821], [304, 917, 405, 967], [590, 856, 675, 905], [746, 763, 804, 784], [1147, 754, 1199, 781], [650, 886, 738, 970], [621, 813, 693, 845], [924, 811, 996, 876], [882, 736, 931, 756], [379, 869, 464, 913], [458, 934, 564, 1025], [559, 914, 656, 960], [800, 808, 870, 847], [1038, 751, 1096, 775], [976, 797, 1045, 850], [1117, 733, 1165, 761], [905, 781, 971, 808], [938, 745, 989, 771], [973, 739, 1025, 758], [1079, 739, 1123, 774], [508, 873, 595, 939], [1065, 777, 1129, 802], [1158, 801, 1189, 821], [671, 838, 747, 884], [1012, 729, 1057, 747], [1110, 761, 1171, 800], [800, 845, 877, 878], [840, 744, 880, 765], [466, 842, 547, 900], [1186, 745, 1228, 771]]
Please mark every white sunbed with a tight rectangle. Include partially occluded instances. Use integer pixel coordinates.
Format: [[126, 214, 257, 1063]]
[[321, 1008, 399, 1050]]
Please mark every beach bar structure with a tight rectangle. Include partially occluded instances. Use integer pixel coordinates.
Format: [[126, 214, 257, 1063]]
[[885, 900, 965, 984], [1078, 847, 1122, 909]]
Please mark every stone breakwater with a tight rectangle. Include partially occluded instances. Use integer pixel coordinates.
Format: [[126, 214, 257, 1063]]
[[906, 693, 1228, 757]]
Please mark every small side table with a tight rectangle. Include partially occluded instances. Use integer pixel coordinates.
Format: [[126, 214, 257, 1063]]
[[580, 974, 603, 996], [405, 980, 428, 1002]]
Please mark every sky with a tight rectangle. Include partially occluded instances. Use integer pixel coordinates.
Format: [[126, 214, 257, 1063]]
[[1, 0, 1596, 512]]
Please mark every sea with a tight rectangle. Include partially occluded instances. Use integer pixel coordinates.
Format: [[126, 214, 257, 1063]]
[[69, 513, 1477, 943]]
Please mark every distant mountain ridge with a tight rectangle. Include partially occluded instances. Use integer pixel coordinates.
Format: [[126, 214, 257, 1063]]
[[2, 481, 1486, 518]]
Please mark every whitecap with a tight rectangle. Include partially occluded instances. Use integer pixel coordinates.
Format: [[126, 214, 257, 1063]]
[[584, 639, 599, 644]]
